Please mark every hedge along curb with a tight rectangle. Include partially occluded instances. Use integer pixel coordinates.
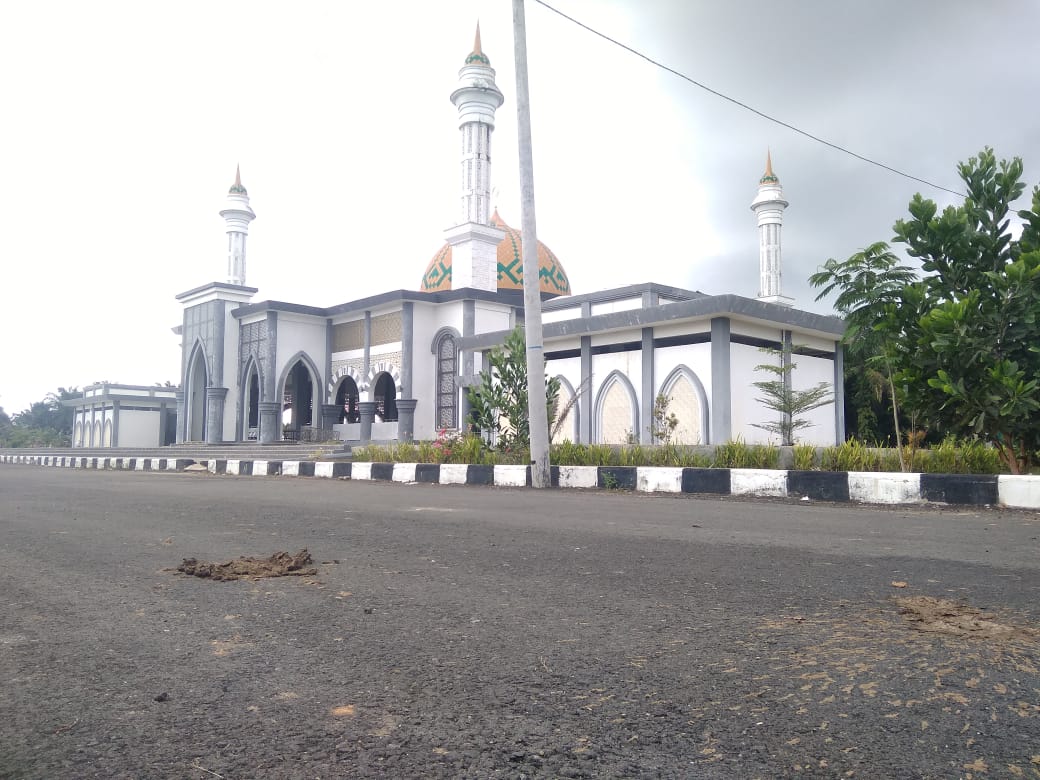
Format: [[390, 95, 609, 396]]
[[3, 453, 1040, 509]]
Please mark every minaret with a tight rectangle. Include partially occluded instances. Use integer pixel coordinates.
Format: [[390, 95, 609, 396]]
[[220, 166, 256, 287], [443, 23, 506, 291], [750, 152, 793, 307]]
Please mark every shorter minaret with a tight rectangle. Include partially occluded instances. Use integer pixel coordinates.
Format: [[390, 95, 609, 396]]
[[220, 166, 256, 287], [443, 23, 506, 292], [750, 152, 793, 307]]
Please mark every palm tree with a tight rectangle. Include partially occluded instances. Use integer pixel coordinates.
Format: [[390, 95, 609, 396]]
[[810, 242, 918, 469]]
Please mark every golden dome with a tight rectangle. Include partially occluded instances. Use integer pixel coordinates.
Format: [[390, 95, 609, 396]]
[[420, 210, 571, 297]]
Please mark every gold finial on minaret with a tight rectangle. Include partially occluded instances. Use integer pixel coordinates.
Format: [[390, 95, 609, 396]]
[[465, 21, 490, 65], [229, 164, 248, 195], [760, 149, 779, 185]]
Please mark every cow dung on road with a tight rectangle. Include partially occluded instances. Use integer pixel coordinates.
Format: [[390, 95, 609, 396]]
[[176, 549, 318, 581]]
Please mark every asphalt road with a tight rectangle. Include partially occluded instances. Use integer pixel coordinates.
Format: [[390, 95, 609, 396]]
[[2, 467, 1039, 779]]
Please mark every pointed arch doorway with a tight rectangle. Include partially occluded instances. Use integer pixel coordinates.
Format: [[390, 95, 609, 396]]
[[280, 358, 317, 441], [186, 346, 208, 442]]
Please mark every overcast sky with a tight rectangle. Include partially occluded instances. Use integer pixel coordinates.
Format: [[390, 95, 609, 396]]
[[2, 0, 1038, 415]]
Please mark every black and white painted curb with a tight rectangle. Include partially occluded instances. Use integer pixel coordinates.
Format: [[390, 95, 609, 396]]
[[4, 453, 1040, 509]]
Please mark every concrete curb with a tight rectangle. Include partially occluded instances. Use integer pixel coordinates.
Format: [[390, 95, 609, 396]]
[[3, 453, 1039, 509]]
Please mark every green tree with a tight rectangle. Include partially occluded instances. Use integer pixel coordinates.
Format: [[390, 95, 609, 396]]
[[468, 326, 560, 452], [751, 344, 833, 446], [810, 242, 918, 468], [2, 386, 79, 447], [812, 148, 1040, 474], [893, 149, 1040, 474], [0, 407, 12, 439]]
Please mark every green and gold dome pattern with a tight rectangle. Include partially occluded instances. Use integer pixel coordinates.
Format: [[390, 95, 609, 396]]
[[420, 210, 571, 297]]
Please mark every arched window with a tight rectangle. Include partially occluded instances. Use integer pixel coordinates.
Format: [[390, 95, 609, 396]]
[[658, 365, 709, 445], [335, 377, 360, 423], [373, 373, 398, 422], [435, 331, 458, 429], [594, 371, 638, 445]]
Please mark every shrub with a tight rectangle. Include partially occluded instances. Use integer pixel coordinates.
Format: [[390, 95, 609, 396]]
[[793, 443, 817, 471]]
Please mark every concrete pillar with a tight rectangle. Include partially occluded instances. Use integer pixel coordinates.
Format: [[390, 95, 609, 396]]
[[363, 312, 372, 379], [259, 401, 281, 443], [175, 390, 185, 444], [710, 317, 731, 444], [460, 300, 476, 429], [401, 302, 414, 398], [396, 399, 418, 441], [833, 341, 845, 444], [358, 401, 377, 442], [320, 403, 341, 434], [640, 327, 654, 445], [579, 335, 592, 444], [205, 387, 228, 444], [111, 399, 120, 448]]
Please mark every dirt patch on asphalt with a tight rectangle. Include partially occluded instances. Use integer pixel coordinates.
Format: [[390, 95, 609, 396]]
[[896, 596, 1038, 644], [176, 549, 317, 581]]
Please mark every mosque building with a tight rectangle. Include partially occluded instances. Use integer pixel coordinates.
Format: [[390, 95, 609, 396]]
[[68, 27, 844, 450]]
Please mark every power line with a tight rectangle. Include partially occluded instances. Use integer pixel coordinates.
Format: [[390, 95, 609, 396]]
[[531, 0, 966, 198]]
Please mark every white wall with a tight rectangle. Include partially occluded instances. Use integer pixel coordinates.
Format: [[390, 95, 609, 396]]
[[791, 352, 838, 445], [591, 297, 642, 316], [542, 306, 581, 324], [275, 314, 328, 389], [119, 409, 162, 448], [220, 305, 243, 440], [474, 303, 512, 335], [730, 342, 770, 444], [412, 301, 463, 440]]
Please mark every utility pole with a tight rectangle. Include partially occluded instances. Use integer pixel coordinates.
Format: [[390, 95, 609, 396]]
[[512, 0, 551, 488]]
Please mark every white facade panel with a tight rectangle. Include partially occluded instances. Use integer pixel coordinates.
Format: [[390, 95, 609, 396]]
[[118, 410, 162, 448], [542, 307, 581, 324], [591, 298, 642, 316]]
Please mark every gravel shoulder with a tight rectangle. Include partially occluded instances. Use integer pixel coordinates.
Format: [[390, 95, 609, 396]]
[[2, 467, 1039, 779]]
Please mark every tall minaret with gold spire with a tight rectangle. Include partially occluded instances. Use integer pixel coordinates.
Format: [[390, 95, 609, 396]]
[[443, 23, 506, 291], [750, 152, 792, 306], [220, 166, 256, 287]]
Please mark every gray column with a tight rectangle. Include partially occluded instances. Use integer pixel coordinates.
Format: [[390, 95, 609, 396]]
[[580, 335, 592, 444], [111, 399, 120, 448], [782, 330, 793, 444], [710, 317, 731, 445], [396, 399, 418, 441], [264, 311, 278, 396], [363, 311, 372, 379], [640, 327, 654, 445], [259, 401, 281, 443], [320, 403, 340, 434], [211, 300, 226, 386], [460, 300, 476, 427], [358, 401, 377, 442], [325, 318, 333, 402], [205, 387, 228, 444], [401, 302, 414, 397], [174, 390, 185, 444], [159, 403, 168, 447], [580, 301, 591, 319], [641, 290, 658, 309], [833, 341, 845, 444]]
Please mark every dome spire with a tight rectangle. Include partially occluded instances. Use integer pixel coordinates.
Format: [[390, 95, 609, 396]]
[[760, 149, 779, 185], [466, 21, 490, 65], [229, 164, 248, 195]]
